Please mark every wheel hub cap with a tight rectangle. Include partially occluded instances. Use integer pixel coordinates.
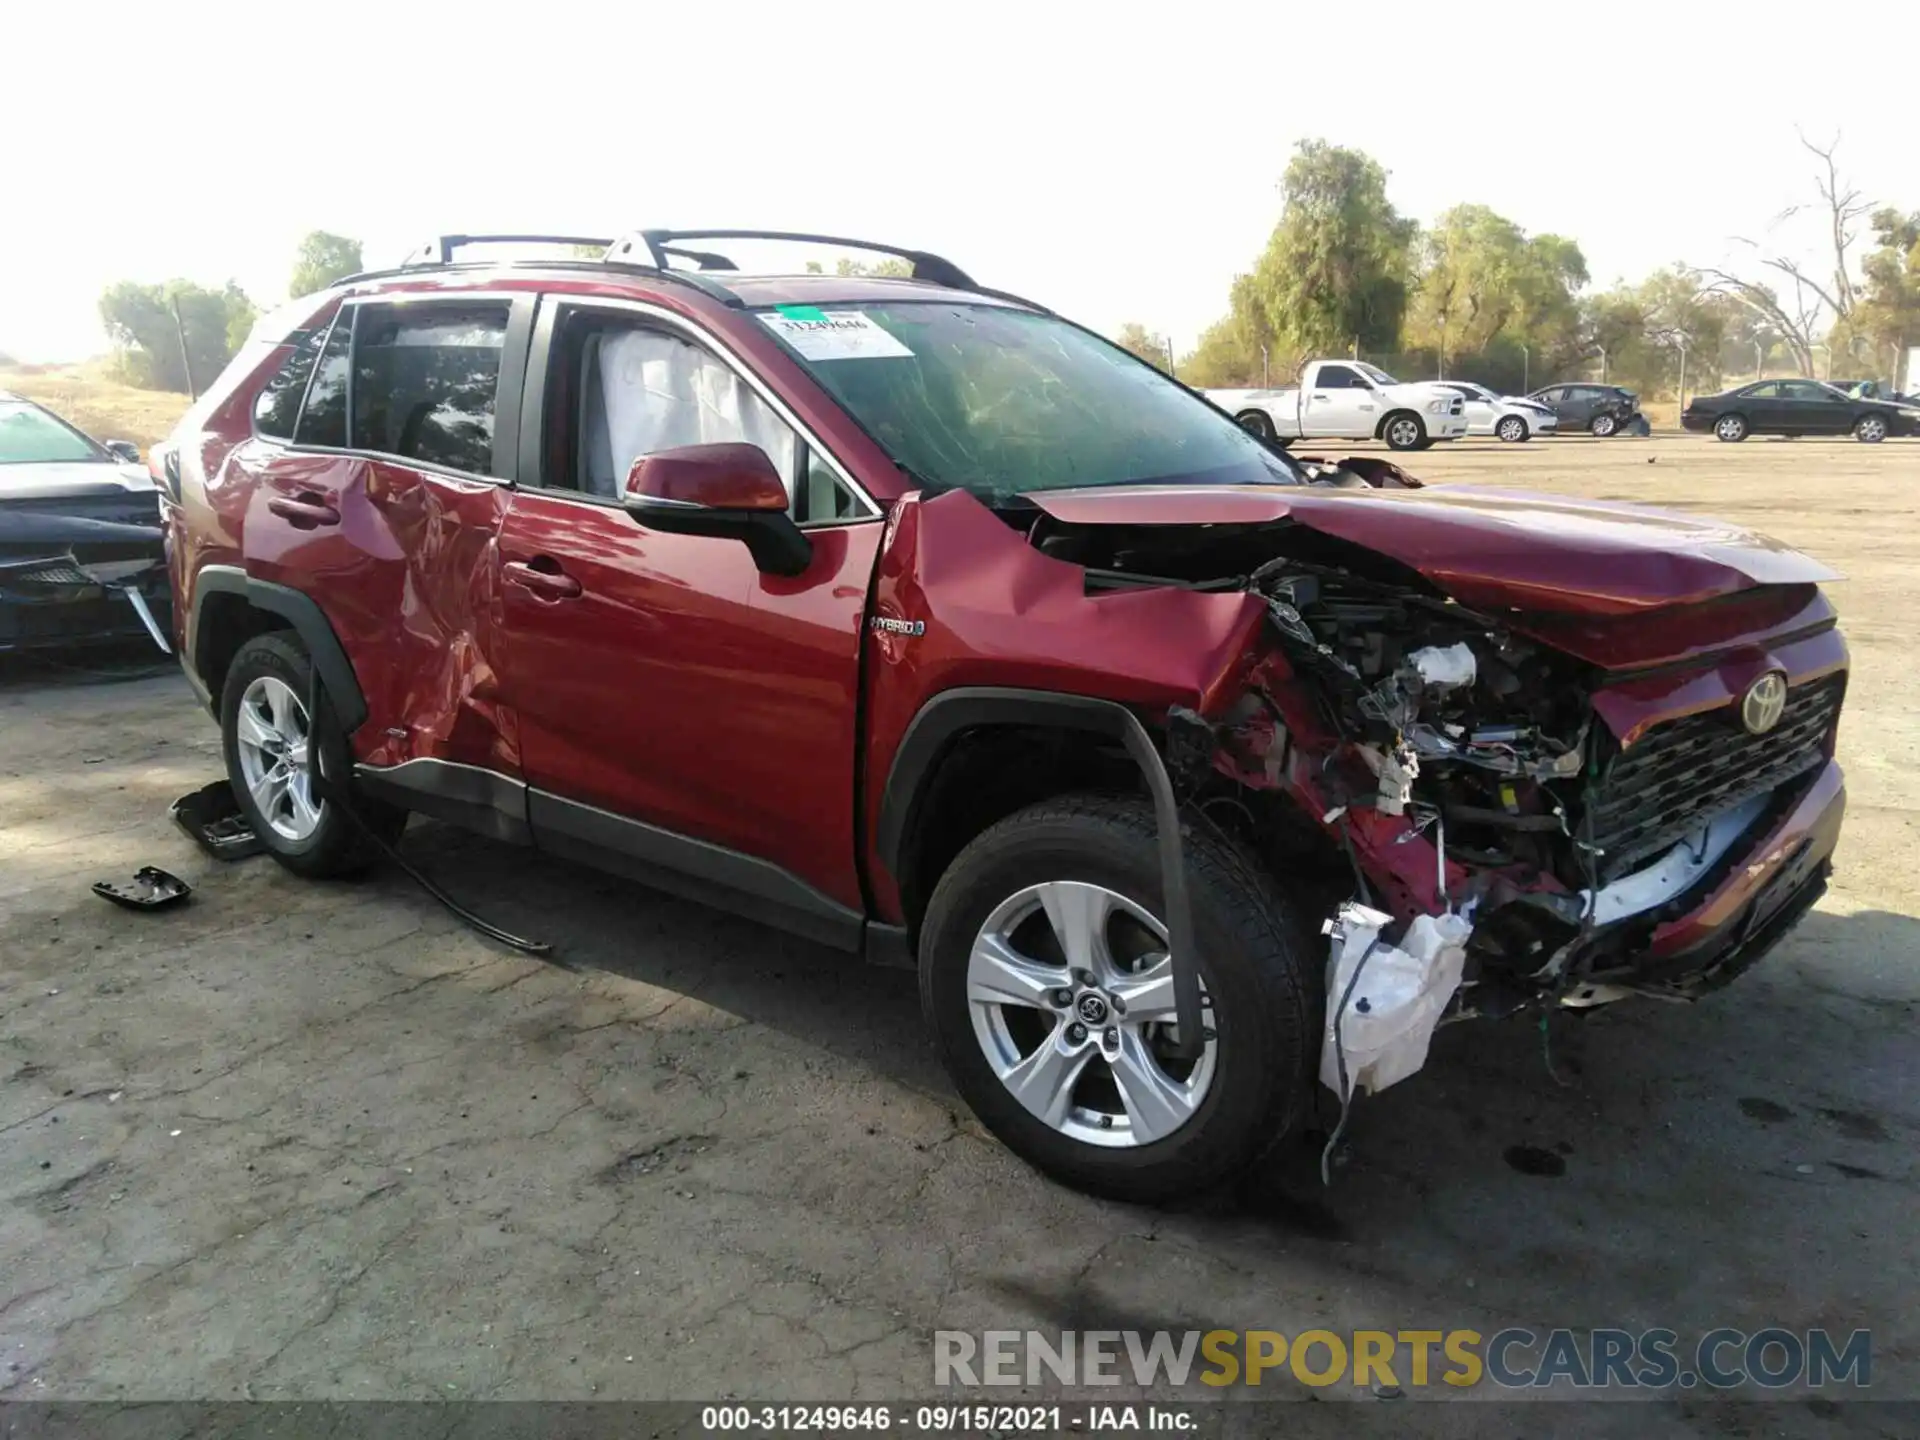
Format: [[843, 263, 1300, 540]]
[[967, 881, 1216, 1148], [234, 675, 324, 842]]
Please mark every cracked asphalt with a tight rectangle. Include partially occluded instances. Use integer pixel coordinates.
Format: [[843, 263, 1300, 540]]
[[1, 437, 1916, 1436]]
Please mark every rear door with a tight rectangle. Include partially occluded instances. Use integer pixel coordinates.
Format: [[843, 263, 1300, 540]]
[[1737, 382, 1786, 432], [1303, 363, 1378, 437], [236, 292, 534, 779], [491, 295, 885, 937]]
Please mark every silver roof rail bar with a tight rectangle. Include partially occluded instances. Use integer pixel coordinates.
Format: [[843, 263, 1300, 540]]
[[400, 235, 617, 267], [604, 229, 976, 289]]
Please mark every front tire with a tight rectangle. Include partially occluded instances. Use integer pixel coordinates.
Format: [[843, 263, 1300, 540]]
[[1854, 414, 1888, 443], [220, 632, 406, 878], [1714, 413, 1749, 442], [1382, 412, 1427, 451], [1590, 412, 1619, 437], [918, 795, 1318, 1204], [1496, 415, 1529, 443]]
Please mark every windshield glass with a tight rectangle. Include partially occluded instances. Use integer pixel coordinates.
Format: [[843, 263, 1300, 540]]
[[0, 402, 105, 464], [1354, 361, 1399, 387], [756, 303, 1299, 499]]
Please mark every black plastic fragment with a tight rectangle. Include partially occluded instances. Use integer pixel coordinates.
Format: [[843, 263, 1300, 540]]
[[92, 867, 192, 910]]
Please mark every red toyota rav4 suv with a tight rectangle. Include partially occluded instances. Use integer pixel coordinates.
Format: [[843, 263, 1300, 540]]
[[157, 231, 1847, 1202]]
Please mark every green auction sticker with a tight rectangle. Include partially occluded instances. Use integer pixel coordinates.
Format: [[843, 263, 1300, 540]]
[[775, 304, 830, 322]]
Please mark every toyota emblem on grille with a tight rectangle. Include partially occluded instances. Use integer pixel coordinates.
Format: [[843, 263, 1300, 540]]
[[1741, 671, 1789, 735]]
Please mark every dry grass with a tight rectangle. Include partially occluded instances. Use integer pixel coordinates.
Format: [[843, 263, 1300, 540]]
[[0, 362, 191, 456]]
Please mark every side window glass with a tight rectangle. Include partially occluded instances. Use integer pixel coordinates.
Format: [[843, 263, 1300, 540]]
[[293, 313, 352, 448], [349, 302, 509, 475], [1317, 365, 1359, 390], [1537, 388, 1564, 403], [1746, 382, 1779, 399], [254, 322, 329, 440]]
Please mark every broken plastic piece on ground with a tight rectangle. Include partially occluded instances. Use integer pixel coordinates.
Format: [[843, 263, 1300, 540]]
[[92, 867, 192, 911], [170, 780, 264, 861], [1321, 906, 1472, 1098]]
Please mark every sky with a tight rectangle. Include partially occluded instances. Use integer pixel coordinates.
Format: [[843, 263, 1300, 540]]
[[6, 0, 1917, 363]]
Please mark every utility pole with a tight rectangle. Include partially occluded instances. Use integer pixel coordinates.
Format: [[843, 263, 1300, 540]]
[[1520, 343, 1529, 393], [169, 293, 198, 401], [1675, 333, 1688, 410], [1163, 338, 1175, 378], [1753, 339, 1764, 381], [1260, 345, 1269, 387]]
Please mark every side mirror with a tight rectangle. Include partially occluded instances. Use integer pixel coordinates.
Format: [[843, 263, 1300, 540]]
[[105, 440, 142, 463], [622, 442, 811, 577]]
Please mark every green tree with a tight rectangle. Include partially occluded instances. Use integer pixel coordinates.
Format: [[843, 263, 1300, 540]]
[[1845, 208, 1920, 386], [1403, 205, 1587, 381], [1112, 322, 1171, 371], [1250, 140, 1416, 362], [98, 280, 256, 394], [289, 231, 364, 298]]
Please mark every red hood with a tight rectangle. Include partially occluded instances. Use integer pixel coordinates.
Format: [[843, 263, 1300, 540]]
[[1024, 482, 1838, 618]]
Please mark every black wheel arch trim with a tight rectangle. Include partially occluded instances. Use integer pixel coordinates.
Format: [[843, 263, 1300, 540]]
[[189, 565, 368, 733], [877, 686, 1205, 1059]]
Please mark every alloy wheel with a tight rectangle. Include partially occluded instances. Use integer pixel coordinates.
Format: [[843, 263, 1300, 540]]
[[1716, 415, 1746, 441], [1387, 418, 1420, 449], [1858, 416, 1887, 442], [233, 675, 323, 841], [966, 881, 1216, 1148], [1497, 416, 1525, 442]]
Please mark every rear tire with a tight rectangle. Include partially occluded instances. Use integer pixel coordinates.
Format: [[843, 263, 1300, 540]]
[[918, 795, 1318, 1204], [1854, 413, 1888, 443], [1235, 409, 1277, 443], [1714, 413, 1749, 442], [220, 632, 407, 879], [1382, 412, 1426, 451], [1590, 412, 1619, 437]]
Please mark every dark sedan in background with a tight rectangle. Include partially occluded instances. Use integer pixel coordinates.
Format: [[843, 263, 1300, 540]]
[[0, 393, 171, 653], [1681, 379, 1920, 443], [1527, 382, 1643, 436]]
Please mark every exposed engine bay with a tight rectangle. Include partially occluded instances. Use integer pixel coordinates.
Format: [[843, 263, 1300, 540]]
[[1017, 483, 1842, 1106]]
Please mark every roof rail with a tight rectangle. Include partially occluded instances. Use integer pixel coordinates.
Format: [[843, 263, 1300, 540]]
[[400, 234, 616, 267], [604, 229, 976, 290]]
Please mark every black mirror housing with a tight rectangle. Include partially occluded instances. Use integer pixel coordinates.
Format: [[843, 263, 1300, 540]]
[[624, 496, 813, 577]]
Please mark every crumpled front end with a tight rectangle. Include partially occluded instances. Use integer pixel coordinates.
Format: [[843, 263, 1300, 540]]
[[0, 500, 173, 653], [1023, 490, 1848, 1098]]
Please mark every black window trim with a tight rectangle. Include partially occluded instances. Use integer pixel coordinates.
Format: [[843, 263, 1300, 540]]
[[269, 290, 535, 485], [512, 294, 882, 528]]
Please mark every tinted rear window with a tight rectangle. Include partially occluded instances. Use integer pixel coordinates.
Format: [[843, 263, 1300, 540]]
[[348, 303, 508, 475], [294, 315, 352, 448], [253, 324, 329, 440]]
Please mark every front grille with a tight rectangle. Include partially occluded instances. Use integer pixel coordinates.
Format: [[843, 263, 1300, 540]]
[[1583, 674, 1844, 880]]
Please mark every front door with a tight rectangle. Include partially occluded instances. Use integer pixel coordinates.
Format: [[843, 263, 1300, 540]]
[[1777, 380, 1849, 435], [493, 299, 884, 939], [1303, 363, 1378, 437]]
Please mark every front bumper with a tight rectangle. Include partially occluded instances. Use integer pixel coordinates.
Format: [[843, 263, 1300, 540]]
[[1643, 759, 1843, 983], [1433, 416, 1470, 439], [0, 578, 174, 653]]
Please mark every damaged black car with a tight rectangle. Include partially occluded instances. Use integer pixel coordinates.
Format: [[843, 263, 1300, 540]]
[[0, 393, 171, 654]]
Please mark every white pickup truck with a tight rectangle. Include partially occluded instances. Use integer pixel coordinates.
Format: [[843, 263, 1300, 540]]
[[1206, 360, 1470, 451]]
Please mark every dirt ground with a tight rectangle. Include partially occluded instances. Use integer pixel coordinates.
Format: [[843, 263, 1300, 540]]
[[1, 433, 1915, 1434]]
